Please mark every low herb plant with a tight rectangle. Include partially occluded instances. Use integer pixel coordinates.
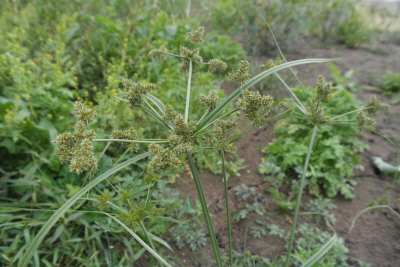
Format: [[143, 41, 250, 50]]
[[380, 72, 400, 104], [19, 24, 389, 267]]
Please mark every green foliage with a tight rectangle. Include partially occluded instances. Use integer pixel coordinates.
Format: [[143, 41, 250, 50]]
[[380, 72, 400, 104], [329, 63, 359, 92], [233, 184, 267, 221], [269, 188, 297, 214], [260, 86, 368, 199], [335, 10, 373, 48], [222, 250, 275, 267]]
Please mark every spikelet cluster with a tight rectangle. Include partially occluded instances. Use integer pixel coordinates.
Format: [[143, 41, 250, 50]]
[[199, 90, 221, 112], [162, 105, 197, 147], [237, 90, 274, 127], [259, 57, 284, 70], [228, 60, 250, 85], [111, 127, 139, 152], [365, 95, 390, 116], [208, 119, 237, 154], [306, 99, 331, 126], [208, 59, 227, 73], [94, 190, 113, 208], [187, 26, 205, 44], [148, 45, 168, 61], [315, 75, 338, 101], [117, 201, 147, 229], [179, 46, 203, 73], [356, 111, 375, 132], [145, 144, 182, 183], [53, 101, 97, 175], [123, 79, 156, 110]]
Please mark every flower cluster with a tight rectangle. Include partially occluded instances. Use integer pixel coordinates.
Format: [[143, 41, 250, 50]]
[[162, 105, 197, 147], [355, 95, 389, 132], [365, 95, 390, 116], [208, 119, 237, 154], [199, 90, 221, 112], [111, 126, 139, 152], [123, 79, 156, 110], [259, 57, 284, 71], [306, 99, 331, 126], [356, 111, 375, 132], [53, 101, 97, 175], [315, 75, 338, 101], [237, 90, 274, 127], [148, 45, 168, 61], [94, 190, 113, 208], [179, 46, 203, 73], [187, 26, 205, 44], [228, 60, 250, 85], [144, 144, 182, 184], [208, 59, 227, 73]]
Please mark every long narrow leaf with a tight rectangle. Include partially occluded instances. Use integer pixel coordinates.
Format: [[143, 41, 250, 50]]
[[18, 152, 151, 267], [146, 93, 165, 113], [299, 234, 337, 267], [197, 58, 333, 130], [104, 213, 172, 267], [139, 105, 172, 130]]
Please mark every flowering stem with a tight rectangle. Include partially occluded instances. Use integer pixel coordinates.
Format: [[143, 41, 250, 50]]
[[94, 139, 168, 143], [284, 126, 318, 267], [184, 60, 193, 123], [221, 151, 233, 267], [187, 154, 223, 267]]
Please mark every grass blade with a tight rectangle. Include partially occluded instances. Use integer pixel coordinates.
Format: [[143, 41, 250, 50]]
[[299, 234, 337, 267], [18, 152, 151, 267], [103, 213, 172, 267]]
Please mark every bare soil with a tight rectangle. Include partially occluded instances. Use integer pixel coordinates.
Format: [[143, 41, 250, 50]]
[[167, 38, 400, 267]]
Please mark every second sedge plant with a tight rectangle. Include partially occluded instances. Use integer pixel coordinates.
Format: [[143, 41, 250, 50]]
[[20, 27, 388, 267]]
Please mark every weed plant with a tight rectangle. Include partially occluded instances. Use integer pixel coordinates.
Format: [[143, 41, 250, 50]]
[[17, 18, 390, 267], [380, 72, 400, 104]]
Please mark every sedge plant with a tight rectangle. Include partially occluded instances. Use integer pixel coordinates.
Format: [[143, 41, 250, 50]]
[[18, 26, 387, 267]]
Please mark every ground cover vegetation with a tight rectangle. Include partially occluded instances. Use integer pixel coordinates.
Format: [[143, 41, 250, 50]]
[[1, 0, 398, 266]]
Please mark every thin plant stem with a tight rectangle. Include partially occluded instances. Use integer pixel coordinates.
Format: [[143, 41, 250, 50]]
[[284, 126, 318, 267], [187, 154, 223, 267], [94, 139, 169, 143], [221, 151, 233, 267], [184, 60, 193, 123]]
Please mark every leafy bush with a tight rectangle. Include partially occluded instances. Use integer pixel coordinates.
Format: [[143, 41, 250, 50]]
[[335, 10, 373, 48], [259, 86, 369, 199], [380, 73, 400, 104]]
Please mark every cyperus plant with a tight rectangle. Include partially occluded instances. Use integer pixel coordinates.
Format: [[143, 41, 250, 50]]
[[20, 26, 347, 267]]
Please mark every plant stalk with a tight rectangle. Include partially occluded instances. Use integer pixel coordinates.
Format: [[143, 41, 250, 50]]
[[221, 151, 233, 267], [184, 60, 193, 123], [284, 126, 318, 267], [187, 154, 222, 267]]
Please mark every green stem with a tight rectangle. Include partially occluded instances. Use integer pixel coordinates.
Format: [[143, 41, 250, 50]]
[[187, 154, 222, 267], [221, 151, 233, 267], [184, 60, 193, 123], [284, 126, 318, 267], [94, 139, 169, 143]]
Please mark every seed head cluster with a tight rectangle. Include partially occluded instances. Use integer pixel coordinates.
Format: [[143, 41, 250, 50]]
[[180, 46, 203, 73], [123, 79, 156, 110], [315, 75, 338, 101], [208, 119, 237, 154], [365, 95, 390, 116], [237, 90, 274, 127], [53, 101, 97, 175], [94, 189, 113, 208], [208, 59, 227, 73], [306, 99, 331, 126], [356, 111, 375, 132], [199, 90, 221, 112], [148, 45, 168, 61], [259, 57, 284, 71], [187, 26, 205, 44], [228, 60, 250, 85], [111, 126, 139, 152]]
